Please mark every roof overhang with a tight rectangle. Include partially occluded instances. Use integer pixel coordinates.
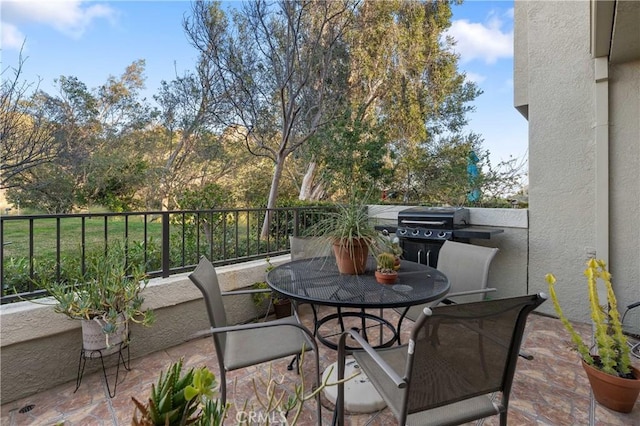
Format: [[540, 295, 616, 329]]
[[592, 0, 640, 63]]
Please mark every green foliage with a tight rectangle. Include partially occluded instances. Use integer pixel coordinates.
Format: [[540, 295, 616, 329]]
[[376, 252, 396, 272], [546, 259, 632, 377], [251, 259, 284, 307], [131, 358, 226, 426], [309, 194, 379, 244], [3, 1, 524, 211], [32, 240, 155, 338], [176, 183, 231, 211]]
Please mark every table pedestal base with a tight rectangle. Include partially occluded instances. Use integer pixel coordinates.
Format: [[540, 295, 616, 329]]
[[322, 357, 386, 414]]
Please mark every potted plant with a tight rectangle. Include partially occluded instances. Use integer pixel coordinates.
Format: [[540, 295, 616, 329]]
[[251, 281, 292, 319], [36, 241, 155, 354], [546, 258, 640, 413], [375, 252, 398, 285], [310, 195, 382, 275], [251, 258, 291, 318], [132, 358, 227, 425], [378, 233, 403, 271]]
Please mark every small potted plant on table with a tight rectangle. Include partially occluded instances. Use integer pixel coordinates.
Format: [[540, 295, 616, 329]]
[[546, 258, 640, 413], [375, 252, 398, 285]]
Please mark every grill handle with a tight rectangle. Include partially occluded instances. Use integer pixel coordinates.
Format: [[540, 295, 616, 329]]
[[417, 249, 431, 266], [400, 220, 447, 226]]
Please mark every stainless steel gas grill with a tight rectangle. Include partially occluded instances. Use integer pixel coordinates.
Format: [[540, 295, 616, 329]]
[[396, 207, 469, 267], [375, 207, 503, 267]]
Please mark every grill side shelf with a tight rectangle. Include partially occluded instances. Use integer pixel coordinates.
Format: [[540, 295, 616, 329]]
[[453, 227, 504, 240]]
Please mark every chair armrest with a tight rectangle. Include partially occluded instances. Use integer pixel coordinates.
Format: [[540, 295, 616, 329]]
[[446, 287, 497, 299], [440, 288, 496, 305], [209, 317, 310, 338], [337, 328, 406, 389], [221, 288, 272, 297]]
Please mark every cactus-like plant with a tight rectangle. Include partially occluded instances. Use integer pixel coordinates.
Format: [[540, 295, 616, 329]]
[[132, 358, 226, 426], [376, 252, 397, 273], [546, 258, 633, 377]]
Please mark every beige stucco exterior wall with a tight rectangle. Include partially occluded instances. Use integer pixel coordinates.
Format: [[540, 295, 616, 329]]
[[609, 59, 640, 312], [515, 0, 639, 321]]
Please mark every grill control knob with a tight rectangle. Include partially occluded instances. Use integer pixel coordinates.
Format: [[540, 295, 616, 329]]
[[425, 230, 432, 237], [398, 229, 407, 235], [437, 231, 447, 238], [412, 229, 420, 236]]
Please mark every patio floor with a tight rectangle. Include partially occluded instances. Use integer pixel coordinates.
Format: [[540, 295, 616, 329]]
[[2, 304, 639, 425]]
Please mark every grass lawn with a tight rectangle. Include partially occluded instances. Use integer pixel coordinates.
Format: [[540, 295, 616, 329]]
[[2, 215, 163, 260]]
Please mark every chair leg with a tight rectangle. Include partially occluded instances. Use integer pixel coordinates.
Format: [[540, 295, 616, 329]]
[[220, 372, 227, 408], [287, 354, 300, 372]]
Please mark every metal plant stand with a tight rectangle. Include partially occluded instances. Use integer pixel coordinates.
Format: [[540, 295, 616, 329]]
[[75, 341, 130, 398]]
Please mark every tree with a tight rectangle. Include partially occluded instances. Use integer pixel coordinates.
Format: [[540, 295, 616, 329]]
[[294, 0, 483, 204], [184, 0, 357, 236], [150, 70, 235, 210], [6, 61, 155, 212], [1, 49, 58, 189]]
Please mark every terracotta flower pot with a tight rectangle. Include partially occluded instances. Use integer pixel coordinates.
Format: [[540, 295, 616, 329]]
[[581, 358, 640, 413], [333, 238, 369, 275], [375, 270, 398, 285]]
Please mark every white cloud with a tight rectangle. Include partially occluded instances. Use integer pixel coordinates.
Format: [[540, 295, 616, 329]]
[[1, 22, 25, 50], [445, 14, 513, 65], [1, 0, 116, 48]]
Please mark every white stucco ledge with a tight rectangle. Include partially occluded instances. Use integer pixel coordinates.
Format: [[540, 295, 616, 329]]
[[367, 205, 529, 229]]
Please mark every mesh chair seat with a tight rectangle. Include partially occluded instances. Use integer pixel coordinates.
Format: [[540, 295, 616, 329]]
[[224, 316, 313, 370], [353, 344, 501, 424], [335, 294, 547, 426]]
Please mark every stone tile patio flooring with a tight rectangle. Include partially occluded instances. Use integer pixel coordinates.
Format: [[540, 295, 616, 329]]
[[2, 305, 639, 425]]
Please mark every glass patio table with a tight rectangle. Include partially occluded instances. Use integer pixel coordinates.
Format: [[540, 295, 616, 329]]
[[266, 256, 450, 350]]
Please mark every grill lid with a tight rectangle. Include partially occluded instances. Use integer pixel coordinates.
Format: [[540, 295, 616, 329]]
[[397, 207, 469, 228], [396, 207, 469, 241]]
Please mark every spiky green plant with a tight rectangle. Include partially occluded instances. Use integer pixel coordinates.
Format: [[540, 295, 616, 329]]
[[546, 258, 632, 377], [132, 358, 225, 426], [376, 252, 396, 273]]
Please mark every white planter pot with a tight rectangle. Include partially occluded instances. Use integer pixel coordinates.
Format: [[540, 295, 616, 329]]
[[80, 313, 128, 357]]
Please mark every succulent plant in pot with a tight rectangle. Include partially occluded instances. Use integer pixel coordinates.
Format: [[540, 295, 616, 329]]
[[375, 252, 398, 285], [35, 240, 155, 353], [546, 258, 640, 413]]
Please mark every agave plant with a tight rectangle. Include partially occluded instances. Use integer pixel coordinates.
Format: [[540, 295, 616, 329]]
[[132, 358, 226, 426]]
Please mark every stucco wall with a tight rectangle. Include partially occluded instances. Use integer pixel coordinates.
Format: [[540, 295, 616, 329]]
[[609, 59, 640, 310], [519, 1, 597, 321], [515, 1, 639, 321]]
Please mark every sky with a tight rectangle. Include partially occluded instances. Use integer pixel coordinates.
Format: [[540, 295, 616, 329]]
[[1, 0, 528, 169]]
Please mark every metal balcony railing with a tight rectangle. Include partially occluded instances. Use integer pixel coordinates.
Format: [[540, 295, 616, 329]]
[[0, 206, 331, 304]]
